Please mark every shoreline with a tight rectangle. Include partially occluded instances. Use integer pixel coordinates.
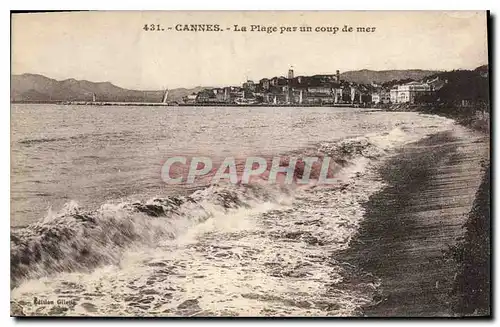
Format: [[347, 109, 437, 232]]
[[339, 124, 489, 317], [11, 101, 369, 108]]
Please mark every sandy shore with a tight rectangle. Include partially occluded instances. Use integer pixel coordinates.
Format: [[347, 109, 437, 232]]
[[340, 124, 489, 317]]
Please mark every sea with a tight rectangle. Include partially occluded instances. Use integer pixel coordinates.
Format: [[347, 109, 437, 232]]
[[10, 104, 455, 316]]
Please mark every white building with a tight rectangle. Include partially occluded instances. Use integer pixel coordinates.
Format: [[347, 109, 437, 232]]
[[390, 88, 398, 103], [372, 91, 391, 104], [390, 82, 432, 104], [183, 94, 198, 104], [333, 88, 343, 103]]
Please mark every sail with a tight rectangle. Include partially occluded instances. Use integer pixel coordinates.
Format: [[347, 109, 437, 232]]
[[162, 89, 169, 103], [92, 93, 96, 102]]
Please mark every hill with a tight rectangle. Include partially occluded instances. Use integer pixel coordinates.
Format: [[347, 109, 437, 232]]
[[11, 74, 207, 103], [340, 69, 439, 84]]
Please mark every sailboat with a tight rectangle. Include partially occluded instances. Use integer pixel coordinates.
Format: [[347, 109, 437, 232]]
[[162, 89, 169, 104], [92, 93, 97, 103]]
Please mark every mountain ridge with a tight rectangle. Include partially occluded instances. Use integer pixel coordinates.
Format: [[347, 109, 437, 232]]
[[11, 74, 207, 103]]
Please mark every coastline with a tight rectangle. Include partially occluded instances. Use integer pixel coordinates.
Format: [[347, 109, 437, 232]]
[[339, 123, 489, 317], [10, 101, 369, 108]]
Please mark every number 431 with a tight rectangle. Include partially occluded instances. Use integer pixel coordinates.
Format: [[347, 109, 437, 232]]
[[143, 24, 163, 31]]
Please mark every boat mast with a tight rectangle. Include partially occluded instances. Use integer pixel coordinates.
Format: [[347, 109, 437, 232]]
[[162, 89, 169, 103]]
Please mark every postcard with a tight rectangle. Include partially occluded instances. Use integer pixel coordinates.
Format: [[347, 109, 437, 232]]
[[10, 11, 490, 317]]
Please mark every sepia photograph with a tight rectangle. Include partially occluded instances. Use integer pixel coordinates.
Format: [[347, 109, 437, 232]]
[[9, 10, 491, 318]]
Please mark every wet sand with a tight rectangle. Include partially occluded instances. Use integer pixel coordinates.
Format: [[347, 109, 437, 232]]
[[340, 125, 489, 317]]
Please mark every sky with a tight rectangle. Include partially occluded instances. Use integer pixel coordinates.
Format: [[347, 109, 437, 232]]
[[11, 11, 489, 90]]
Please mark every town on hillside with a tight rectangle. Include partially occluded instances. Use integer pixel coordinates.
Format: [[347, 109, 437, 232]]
[[182, 68, 455, 107]]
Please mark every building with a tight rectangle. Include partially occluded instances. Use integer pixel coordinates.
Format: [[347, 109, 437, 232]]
[[288, 68, 294, 80], [395, 81, 432, 103], [292, 85, 344, 105], [390, 87, 398, 103], [301, 92, 333, 105], [242, 80, 256, 92], [372, 90, 391, 104], [213, 88, 229, 102], [310, 74, 338, 84], [333, 88, 343, 103], [389, 82, 432, 104], [259, 78, 270, 91], [308, 86, 332, 94], [196, 89, 219, 103], [351, 87, 359, 103], [229, 87, 245, 101], [426, 76, 446, 91], [223, 87, 231, 101], [183, 93, 198, 104]]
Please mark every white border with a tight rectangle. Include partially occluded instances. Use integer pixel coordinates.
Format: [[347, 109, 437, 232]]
[[4, 0, 499, 10], [3, 1, 498, 326]]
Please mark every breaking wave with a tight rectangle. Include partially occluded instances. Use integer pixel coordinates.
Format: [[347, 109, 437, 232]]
[[11, 184, 282, 288]]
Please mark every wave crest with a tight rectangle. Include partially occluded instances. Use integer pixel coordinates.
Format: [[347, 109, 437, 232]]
[[10, 183, 281, 287]]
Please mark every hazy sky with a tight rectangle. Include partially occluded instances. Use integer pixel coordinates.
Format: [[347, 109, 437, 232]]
[[12, 11, 488, 90]]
